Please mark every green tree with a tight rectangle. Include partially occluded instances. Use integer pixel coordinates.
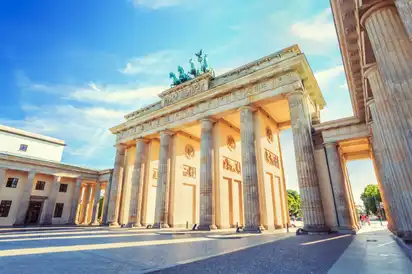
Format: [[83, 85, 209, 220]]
[[287, 189, 301, 217], [360, 184, 381, 215]]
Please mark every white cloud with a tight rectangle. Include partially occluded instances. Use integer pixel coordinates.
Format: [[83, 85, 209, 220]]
[[287, 8, 339, 55], [68, 82, 167, 105], [314, 65, 345, 92], [131, 0, 185, 9], [119, 50, 178, 75], [16, 72, 167, 106], [290, 8, 337, 43], [314, 66, 353, 122], [1, 104, 127, 166]]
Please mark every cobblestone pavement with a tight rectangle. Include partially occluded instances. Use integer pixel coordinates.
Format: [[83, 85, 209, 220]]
[[0, 225, 409, 274]]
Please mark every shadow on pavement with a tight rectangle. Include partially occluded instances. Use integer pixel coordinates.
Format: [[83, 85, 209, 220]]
[[149, 233, 354, 274]]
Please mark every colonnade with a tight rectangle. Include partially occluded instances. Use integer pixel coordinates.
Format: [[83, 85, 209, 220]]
[[360, 0, 412, 238], [0, 167, 108, 226], [106, 88, 328, 232]]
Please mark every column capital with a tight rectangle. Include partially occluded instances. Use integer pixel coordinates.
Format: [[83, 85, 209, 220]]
[[200, 117, 217, 123], [135, 138, 149, 144], [53, 175, 62, 182], [366, 98, 376, 108], [238, 105, 257, 112], [27, 170, 36, 177], [159, 129, 174, 136], [360, 0, 395, 28], [363, 63, 378, 79], [286, 88, 305, 99], [323, 142, 338, 149]]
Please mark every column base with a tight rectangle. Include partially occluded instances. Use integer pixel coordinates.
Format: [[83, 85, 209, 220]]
[[400, 231, 412, 243], [132, 223, 142, 228], [197, 224, 218, 231], [152, 223, 169, 229], [91, 222, 101, 226], [108, 222, 120, 228], [241, 225, 264, 233], [300, 225, 330, 234], [332, 226, 357, 234]]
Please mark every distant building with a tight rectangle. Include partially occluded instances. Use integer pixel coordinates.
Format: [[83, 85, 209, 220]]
[[0, 125, 65, 162], [0, 124, 112, 227]]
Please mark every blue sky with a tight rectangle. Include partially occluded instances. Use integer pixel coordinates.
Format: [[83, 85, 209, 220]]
[[0, 0, 377, 203]]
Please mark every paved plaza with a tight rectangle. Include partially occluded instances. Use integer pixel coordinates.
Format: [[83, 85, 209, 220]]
[[0, 222, 410, 273]]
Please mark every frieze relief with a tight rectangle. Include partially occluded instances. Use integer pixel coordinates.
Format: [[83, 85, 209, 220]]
[[152, 168, 158, 180], [264, 149, 280, 168], [116, 73, 299, 143], [222, 156, 241, 174], [161, 80, 208, 107], [182, 165, 196, 178]]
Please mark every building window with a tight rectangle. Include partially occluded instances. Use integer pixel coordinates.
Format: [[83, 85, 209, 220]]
[[5, 178, 19, 188], [19, 144, 28, 152], [54, 203, 64, 218], [35, 181, 46, 190], [0, 200, 12, 217], [59, 184, 68, 193]]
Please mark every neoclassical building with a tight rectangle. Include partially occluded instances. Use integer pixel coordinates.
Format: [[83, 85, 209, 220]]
[[108, 0, 412, 238], [0, 125, 112, 226]]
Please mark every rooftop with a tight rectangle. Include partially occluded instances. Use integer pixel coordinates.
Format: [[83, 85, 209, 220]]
[[0, 124, 66, 146]]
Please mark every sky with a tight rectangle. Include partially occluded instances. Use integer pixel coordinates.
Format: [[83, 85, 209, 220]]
[[0, 0, 376, 204]]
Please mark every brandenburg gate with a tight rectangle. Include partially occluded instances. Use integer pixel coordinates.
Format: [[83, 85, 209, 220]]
[[107, 45, 330, 232]]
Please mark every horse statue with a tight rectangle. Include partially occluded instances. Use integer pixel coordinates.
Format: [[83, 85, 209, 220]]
[[195, 49, 203, 64], [169, 72, 181, 87], [177, 65, 191, 83], [189, 58, 199, 78], [201, 54, 212, 74]]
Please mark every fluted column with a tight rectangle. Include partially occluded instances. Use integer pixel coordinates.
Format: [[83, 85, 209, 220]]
[[395, 0, 412, 40], [287, 89, 326, 231], [128, 139, 147, 227], [153, 131, 173, 228], [68, 178, 82, 224], [81, 185, 93, 224], [43, 176, 61, 225], [239, 106, 262, 233], [91, 183, 102, 225], [325, 143, 355, 232], [107, 144, 126, 227], [198, 118, 217, 230], [364, 63, 412, 238], [368, 131, 394, 231], [14, 171, 36, 225], [101, 182, 110, 224], [368, 100, 406, 234]]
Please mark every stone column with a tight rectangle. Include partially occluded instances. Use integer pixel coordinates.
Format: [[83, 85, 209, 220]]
[[43, 176, 61, 225], [368, 100, 405, 234], [14, 171, 36, 225], [101, 182, 110, 224], [68, 178, 82, 224], [364, 63, 412, 238], [0, 168, 6, 185], [287, 89, 326, 231], [107, 144, 126, 227], [91, 183, 102, 225], [324, 143, 355, 232], [128, 139, 147, 227], [395, 0, 412, 40], [198, 118, 217, 230], [81, 185, 93, 224], [239, 106, 263, 233], [153, 131, 173, 228], [368, 133, 394, 231]]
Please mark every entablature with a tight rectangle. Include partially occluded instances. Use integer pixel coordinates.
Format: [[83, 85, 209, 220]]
[[111, 46, 326, 145]]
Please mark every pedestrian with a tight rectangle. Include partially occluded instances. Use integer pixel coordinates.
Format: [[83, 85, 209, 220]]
[[365, 215, 371, 226], [361, 214, 365, 226]]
